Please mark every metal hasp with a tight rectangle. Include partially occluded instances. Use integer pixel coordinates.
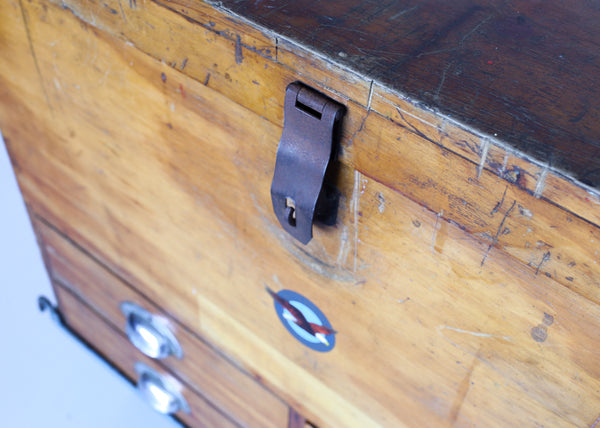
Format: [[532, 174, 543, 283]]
[[271, 82, 346, 244]]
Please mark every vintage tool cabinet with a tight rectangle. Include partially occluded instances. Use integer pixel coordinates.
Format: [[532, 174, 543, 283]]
[[2, 0, 600, 426]]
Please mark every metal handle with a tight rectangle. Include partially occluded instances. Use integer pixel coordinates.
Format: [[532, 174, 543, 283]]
[[121, 302, 183, 359], [134, 362, 190, 415]]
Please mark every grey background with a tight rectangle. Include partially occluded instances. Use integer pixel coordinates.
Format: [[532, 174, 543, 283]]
[[0, 134, 181, 427]]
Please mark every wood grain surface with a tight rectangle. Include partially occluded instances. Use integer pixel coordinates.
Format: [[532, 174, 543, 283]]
[[351, 111, 600, 305], [53, 282, 239, 428], [5, 0, 598, 306], [44, 0, 600, 230], [38, 219, 290, 428], [2, 0, 600, 426], [220, 0, 600, 189]]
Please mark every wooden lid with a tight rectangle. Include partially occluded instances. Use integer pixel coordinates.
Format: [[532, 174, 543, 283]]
[[221, 0, 600, 189]]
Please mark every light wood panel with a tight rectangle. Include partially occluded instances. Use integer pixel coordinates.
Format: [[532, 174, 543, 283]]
[[2, 0, 600, 426], [38, 219, 289, 428], [54, 282, 238, 428]]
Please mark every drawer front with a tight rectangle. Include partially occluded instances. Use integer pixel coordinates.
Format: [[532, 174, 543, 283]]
[[38, 220, 290, 428], [53, 282, 237, 428]]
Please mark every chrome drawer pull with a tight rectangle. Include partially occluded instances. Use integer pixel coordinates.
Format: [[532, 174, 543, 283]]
[[134, 362, 190, 415], [121, 302, 183, 359]]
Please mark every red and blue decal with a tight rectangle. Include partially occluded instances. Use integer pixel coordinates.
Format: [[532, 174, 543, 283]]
[[267, 287, 336, 352]]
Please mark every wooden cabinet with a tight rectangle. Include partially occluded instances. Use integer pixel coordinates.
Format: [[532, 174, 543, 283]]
[[2, 0, 600, 426]]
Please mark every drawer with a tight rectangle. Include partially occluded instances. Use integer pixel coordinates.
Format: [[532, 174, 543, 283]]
[[53, 281, 237, 428], [37, 219, 290, 428]]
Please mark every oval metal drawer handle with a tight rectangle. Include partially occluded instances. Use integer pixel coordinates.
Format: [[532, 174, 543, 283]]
[[135, 362, 190, 415], [121, 302, 183, 359]]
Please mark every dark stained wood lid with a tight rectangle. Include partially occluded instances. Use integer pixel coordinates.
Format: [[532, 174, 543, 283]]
[[222, 0, 600, 189]]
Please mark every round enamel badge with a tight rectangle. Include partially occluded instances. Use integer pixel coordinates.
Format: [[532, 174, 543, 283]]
[[267, 288, 336, 352]]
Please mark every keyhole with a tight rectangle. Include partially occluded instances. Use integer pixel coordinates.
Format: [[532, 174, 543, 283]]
[[285, 197, 296, 227]]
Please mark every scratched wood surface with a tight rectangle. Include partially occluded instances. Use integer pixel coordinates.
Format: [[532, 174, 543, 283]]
[[45, 0, 600, 231], [37, 219, 290, 428], [222, 0, 600, 189], [53, 282, 239, 428], [2, 0, 600, 426], [30, 0, 600, 308]]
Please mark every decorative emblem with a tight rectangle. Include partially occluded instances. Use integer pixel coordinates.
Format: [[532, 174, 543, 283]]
[[266, 287, 337, 352]]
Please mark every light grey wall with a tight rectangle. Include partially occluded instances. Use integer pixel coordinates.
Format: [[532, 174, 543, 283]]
[[0, 134, 181, 427]]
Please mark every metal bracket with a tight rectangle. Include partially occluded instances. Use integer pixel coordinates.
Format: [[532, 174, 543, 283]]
[[271, 82, 346, 244], [38, 295, 64, 326]]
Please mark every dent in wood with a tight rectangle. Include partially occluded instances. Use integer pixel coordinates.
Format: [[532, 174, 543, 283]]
[[530, 312, 555, 343]]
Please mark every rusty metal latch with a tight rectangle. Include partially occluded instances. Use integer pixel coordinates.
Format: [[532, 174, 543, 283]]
[[271, 82, 346, 245]]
